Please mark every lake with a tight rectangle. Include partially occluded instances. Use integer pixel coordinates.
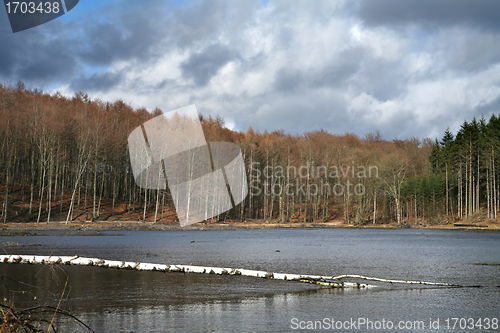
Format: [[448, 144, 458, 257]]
[[1, 228, 499, 332]]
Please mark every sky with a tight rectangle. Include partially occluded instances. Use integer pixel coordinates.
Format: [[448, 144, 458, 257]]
[[1, 0, 500, 140]]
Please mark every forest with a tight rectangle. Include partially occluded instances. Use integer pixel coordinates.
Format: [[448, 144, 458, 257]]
[[0, 81, 497, 226]]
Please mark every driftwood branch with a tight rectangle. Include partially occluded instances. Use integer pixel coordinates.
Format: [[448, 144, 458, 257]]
[[1, 255, 462, 289], [1, 302, 95, 332]]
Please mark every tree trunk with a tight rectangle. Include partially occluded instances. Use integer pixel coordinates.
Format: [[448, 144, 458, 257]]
[[93, 159, 97, 221], [29, 152, 35, 215], [60, 164, 66, 213], [97, 164, 105, 217], [36, 165, 46, 225], [3, 164, 9, 224], [47, 153, 53, 223], [493, 148, 497, 221], [66, 159, 89, 224], [1, 255, 463, 288], [445, 163, 448, 217], [477, 153, 480, 213]]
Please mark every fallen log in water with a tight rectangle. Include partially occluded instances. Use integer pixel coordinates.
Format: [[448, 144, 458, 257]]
[[0, 255, 462, 289]]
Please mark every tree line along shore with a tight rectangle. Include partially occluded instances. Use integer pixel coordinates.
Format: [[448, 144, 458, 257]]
[[1, 81, 499, 228]]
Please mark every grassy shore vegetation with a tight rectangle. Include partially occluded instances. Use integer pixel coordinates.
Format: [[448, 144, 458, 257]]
[[1, 300, 94, 333], [0, 81, 499, 228], [1, 268, 95, 333]]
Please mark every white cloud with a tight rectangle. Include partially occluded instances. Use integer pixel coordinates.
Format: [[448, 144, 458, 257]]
[[36, 1, 500, 140]]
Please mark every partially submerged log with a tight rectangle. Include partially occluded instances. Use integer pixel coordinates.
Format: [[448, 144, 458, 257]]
[[453, 223, 488, 228], [0, 255, 462, 289]]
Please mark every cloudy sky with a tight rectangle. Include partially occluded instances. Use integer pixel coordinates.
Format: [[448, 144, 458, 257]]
[[1, 0, 500, 140]]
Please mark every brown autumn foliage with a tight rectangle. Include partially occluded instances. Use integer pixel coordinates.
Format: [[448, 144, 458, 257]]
[[0, 82, 438, 226]]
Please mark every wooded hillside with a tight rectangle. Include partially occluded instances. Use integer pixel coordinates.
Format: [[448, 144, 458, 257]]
[[1, 82, 491, 226]]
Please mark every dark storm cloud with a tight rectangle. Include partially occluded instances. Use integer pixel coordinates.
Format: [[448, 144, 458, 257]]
[[1, 0, 237, 91], [273, 68, 302, 93], [357, 0, 500, 31], [2, 0, 499, 140], [274, 47, 365, 94], [250, 95, 353, 137], [181, 43, 239, 86], [311, 47, 364, 89], [311, 61, 358, 89], [0, 0, 171, 87], [355, 60, 407, 101], [78, 4, 168, 67], [70, 70, 123, 93], [475, 96, 500, 118], [444, 32, 500, 72], [0, 29, 78, 82], [173, 0, 230, 48]]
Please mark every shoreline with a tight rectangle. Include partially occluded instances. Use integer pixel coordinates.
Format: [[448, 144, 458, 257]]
[[2, 219, 499, 233]]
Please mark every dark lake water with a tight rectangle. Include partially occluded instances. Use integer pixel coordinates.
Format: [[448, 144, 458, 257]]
[[1, 228, 499, 332]]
